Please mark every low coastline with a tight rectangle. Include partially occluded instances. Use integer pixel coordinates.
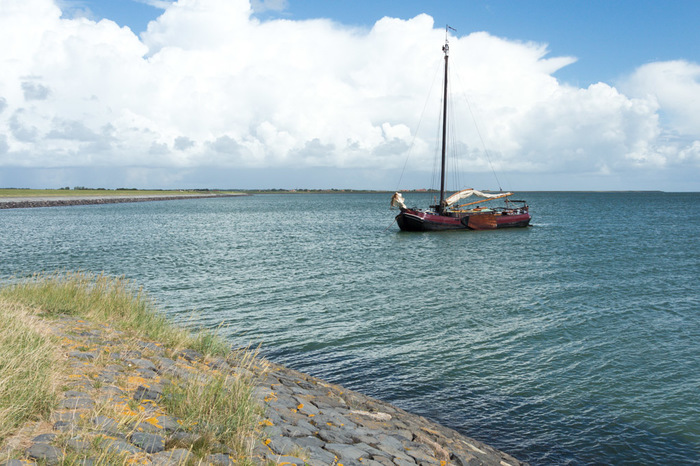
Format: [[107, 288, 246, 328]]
[[0, 193, 247, 210]]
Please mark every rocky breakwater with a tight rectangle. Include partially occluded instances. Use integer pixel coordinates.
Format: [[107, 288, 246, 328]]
[[1, 315, 526, 466], [0, 193, 244, 209]]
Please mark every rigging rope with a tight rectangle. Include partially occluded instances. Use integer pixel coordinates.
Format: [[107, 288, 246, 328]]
[[453, 71, 504, 192], [395, 60, 444, 192]]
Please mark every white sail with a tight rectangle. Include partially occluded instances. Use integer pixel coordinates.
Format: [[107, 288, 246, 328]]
[[390, 192, 407, 209], [444, 189, 513, 207]]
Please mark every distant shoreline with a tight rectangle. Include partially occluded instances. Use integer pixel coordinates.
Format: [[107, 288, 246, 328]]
[[0, 193, 247, 210]]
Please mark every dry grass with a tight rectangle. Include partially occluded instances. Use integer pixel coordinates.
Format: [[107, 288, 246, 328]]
[[0, 272, 267, 464], [0, 299, 64, 442]]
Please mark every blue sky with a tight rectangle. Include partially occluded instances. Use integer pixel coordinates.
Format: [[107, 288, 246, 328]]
[[2, 0, 699, 190], [70, 0, 700, 87]]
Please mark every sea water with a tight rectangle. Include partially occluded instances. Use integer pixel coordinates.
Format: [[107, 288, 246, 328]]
[[1, 192, 699, 464]]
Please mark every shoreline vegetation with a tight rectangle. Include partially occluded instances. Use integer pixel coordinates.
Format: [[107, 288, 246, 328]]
[[0, 272, 264, 465], [0, 273, 525, 465]]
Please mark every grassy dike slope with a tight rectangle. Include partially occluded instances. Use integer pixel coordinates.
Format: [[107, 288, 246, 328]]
[[0, 272, 266, 465]]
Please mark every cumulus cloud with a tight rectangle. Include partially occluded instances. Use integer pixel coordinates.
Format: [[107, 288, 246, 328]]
[[620, 60, 700, 137], [0, 0, 698, 189]]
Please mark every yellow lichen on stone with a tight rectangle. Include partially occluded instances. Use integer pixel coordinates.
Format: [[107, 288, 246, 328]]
[[144, 417, 162, 428], [126, 376, 148, 387], [115, 402, 139, 417], [125, 456, 151, 465]]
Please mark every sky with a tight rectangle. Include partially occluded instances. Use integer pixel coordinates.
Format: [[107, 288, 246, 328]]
[[1, 0, 699, 191]]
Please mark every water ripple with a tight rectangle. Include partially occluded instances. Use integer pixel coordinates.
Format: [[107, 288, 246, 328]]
[[2, 192, 699, 464]]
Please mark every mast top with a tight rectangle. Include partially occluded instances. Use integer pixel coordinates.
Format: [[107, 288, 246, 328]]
[[443, 25, 456, 56]]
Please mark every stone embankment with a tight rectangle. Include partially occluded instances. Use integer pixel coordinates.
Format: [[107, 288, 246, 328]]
[[0, 194, 245, 209], [0, 315, 525, 465]]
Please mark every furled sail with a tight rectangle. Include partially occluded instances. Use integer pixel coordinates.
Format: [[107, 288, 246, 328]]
[[390, 192, 407, 209], [444, 189, 513, 207]]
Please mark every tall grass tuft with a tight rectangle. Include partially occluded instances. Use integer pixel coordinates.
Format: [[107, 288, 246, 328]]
[[0, 271, 229, 354], [0, 300, 62, 442], [163, 353, 263, 462]]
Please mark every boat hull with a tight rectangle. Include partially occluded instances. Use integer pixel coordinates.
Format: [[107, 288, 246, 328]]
[[396, 209, 531, 232]]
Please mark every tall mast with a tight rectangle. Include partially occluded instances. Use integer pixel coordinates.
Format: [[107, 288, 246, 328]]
[[438, 28, 450, 214]]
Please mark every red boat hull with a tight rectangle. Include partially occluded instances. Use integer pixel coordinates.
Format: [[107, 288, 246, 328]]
[[396, 208, 531, 231]]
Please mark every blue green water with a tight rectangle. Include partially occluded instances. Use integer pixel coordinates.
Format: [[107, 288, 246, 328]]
[[1, 192, 699, 464]]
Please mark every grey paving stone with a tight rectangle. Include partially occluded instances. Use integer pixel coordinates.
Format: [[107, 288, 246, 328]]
[[98, 385, 124, 396], [136, 367, 158, 379], [404, 441, 440, 464], [64, 390, 91, 398], [280, 422, 314, 438], [52, 420, 77, 432], [292, 435, 325, 449], [104, 439, 143, 455], [318, 427, 353, 444], [114, 350, 142, 360], [154, 357, 177, 372], [151, 448, 192, 465], [128, 358, 157, 371], [205, 453, 234, 465], [135, 341, 162, 352], [393, 458, 418, 466], [31, 433, 57, 443], [59, 397, 95, 410], [272, 456, 305, 466], [104, 364, 125, 372], [268, 436, 298, 456], [305, 445, 339, 466], [133, 384, 163, 401], [66, 438, 91, 451], [324, 443, 370, 461], [263, 424, 283, 438], [2, 460, 38, 466], [130, 432, 165, 453], [26, 443, 62, 464], [156, 415, 183, 433], [69, 351, 97, 360], [312, 395, 347, 410], [315, 411, 356, 429], [359, 459, 389, 466], [94, 371, 118, 383], [350, 427, 383, 445], [268, 397, 298, 411], [178, 348, 203, 362], [297, 400, 320, 416], [91, 415, 118, 431], [372, 437, 414, 462], [366, 456, 394, 466], [52, 411, 82, 422]]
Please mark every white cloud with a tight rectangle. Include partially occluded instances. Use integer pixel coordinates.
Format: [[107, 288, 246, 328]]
[[620, 60, 700, 137], [135, 0, 174, 9], [250, 0, 288, 13], [0, 0, 698, 189]]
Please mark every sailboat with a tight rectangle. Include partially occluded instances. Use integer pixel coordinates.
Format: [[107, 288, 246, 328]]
[[391, 31, 531, 231]]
